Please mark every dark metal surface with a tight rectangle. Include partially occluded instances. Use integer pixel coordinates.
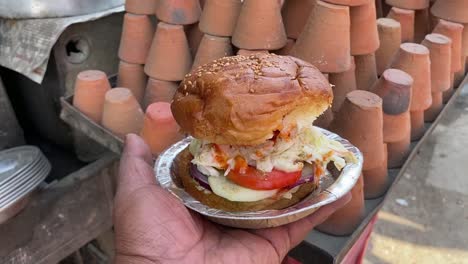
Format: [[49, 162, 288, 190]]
[[0, 77, 24, 150]]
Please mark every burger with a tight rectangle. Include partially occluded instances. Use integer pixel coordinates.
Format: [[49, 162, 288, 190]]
[[171, 53, 355, 212]]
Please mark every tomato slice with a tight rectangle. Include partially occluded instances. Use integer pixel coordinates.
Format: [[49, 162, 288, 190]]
[[227, 166, 302, 190]]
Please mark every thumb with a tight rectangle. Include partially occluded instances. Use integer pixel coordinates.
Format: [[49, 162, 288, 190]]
[[117, 134, 156, 197]]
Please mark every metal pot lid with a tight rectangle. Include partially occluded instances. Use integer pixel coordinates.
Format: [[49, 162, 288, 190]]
[[0, 146, 40, 183], [0, 0, 124, 19]]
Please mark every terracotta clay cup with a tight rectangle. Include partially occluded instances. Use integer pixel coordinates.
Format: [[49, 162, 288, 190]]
[[462, 26, 468, 56], [355, 53, 378, 91], [350, 1, 380, 55], [199, 0, 242, 37], [321, 0, 370, 6], [156, 0, 201, 25], [329, 57, 357, 114], [236, 49, 269, 56], [118, 13, 154, 65], [363, 143, 389, 199], [425, 91, 443, 122], [391, 43, 432, 113], [314, 108, 334, 129], [117, 61, 147, 104], [371, 69, 413, 144], [140, 102, 184, 155], [409, 110, 426, 140], [73, 70, 111, 123], [143, 78, 179, 110], [101, 88, 144, 139], [421, 33, 452, 93], [282, 0, 316, 39], [414, 9, 431, 43], [192, 34, 233, 69], [433, 19, 464, 73], [291, 1, 351, 73], [232, 0, 287, 50], [376, 18, 402, 76], [385, 0, 429, 10], [125, 0, 157, 15], [273, 38, 295, 56], [330, 90, 385, 171], [454, 55, 467, 86], [443, 74, 455, 103], [387, 7, 415, 43], [185, 23, 204, 57], [387, 133, 410, 168], [315, 173, 365, 236], [431, 0, 468, 24], [145, 22, 192, 81]]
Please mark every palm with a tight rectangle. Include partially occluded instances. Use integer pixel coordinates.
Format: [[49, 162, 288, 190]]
[[114, 135, 350, 264]]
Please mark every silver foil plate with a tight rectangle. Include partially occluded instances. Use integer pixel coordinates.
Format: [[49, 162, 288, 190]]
[[154, 128, 363, 229]]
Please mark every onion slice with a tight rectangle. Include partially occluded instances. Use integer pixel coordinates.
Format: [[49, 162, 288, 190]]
[[190, 164, 212, 190]]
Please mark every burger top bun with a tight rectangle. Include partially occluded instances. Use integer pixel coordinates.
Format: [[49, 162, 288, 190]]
[[171, 53, 333, 145]]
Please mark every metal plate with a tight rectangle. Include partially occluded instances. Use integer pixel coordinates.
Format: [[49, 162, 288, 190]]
[[155, 128, 363, 229], [0, 146, 40, 183], [0, 0, 124, 19]]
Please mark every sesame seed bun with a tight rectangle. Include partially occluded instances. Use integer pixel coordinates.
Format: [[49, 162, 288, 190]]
[[171, 53, 332, 145]]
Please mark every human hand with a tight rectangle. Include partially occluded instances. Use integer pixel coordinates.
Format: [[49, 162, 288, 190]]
[[114, 134, 351, 264]]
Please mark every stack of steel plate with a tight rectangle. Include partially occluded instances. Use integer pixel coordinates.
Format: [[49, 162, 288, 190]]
[[0, 146, 51, 224]]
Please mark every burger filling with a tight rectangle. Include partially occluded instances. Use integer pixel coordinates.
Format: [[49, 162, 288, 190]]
[[189, 124, 356, 202]]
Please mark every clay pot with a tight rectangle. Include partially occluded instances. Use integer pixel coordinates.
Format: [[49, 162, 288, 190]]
[[329, 57, 357, 113], [140, 102, 184, 155], [330, 90, 385, 170], [462, 27, 468, 56], [433, 19, 464, 73], [143, 78, 179, 110], [424, 91, 443, 122], [387, 7, 415, 43], [118, 13, 154, 64], [145, 22, 192, 81], [236, 49, 269, 56], [410, 110, 425, 140], [125, 0, 157, 15], [454, 55, 467, 87], [387, 134, 410, 168], [443, 74, 455, 103], [431, 0, 468, 24], [321, 0, 370, 6], [370, 69, 413, 143], [156, 0, 202, 25], [73, 70, 111, 123], [363, 143, 389, 199], [192, 34, 233, 69], [291, 1, 351, 73], [390, 43, 432, 112], [199, 0, 242, 37], [232, 0, 287, 50], [314, 108, 334, 129], [315, 173, 365, 236], [355, 53, 378, 91], [101, 88, 144, 139], [414, 9, 431, 43], [273, 38, 295, 55], [117, 61, 147, 104], [350, 1, 380, 55], [385, 0, 429, 10], [421, 33, 452, 92], [282, 0, 316, 39], [185, 23, 205, 57], [376, 18, 402, 75]]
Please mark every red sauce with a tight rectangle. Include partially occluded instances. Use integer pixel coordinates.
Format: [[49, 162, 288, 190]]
[[213, 144, 228, 169], [233, 156, 248, 174]]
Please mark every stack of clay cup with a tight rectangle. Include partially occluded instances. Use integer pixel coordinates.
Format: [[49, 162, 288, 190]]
[[72, 69, 182, 156], [385, 0, 431, 43], [431, 0, 468, 98]]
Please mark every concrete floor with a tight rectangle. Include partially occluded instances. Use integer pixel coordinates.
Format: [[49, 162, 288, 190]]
[[364, 86, 468, 264]]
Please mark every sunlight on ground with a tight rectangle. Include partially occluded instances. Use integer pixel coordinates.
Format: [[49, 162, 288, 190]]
[[376, 212, 426, 232]]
